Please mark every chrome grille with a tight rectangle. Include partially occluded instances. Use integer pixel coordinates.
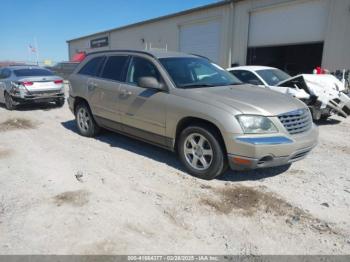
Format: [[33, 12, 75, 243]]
[[278, 109, 312, 135]]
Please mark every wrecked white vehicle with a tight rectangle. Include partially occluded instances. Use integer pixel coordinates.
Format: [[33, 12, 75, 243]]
[[227, 66, 350, 120]]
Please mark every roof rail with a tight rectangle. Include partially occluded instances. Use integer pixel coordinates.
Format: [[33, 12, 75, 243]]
[[86, 49, 157, 59], [190, 53, 210, 60]]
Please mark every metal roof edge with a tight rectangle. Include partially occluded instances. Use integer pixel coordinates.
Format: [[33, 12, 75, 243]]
[[66, 0, 233, 43]]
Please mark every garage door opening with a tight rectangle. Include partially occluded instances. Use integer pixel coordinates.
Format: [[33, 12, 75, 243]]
[[247, 42, 324, 76]]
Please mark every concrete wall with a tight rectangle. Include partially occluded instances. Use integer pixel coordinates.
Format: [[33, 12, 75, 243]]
[[68, 32, 110, 59], [68, 5, 232, 66], [68, 0, 350, 70], [322, 0, 350, 71]]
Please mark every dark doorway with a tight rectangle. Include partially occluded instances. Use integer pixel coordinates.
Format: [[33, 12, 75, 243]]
[[247, 42, 324, 76]]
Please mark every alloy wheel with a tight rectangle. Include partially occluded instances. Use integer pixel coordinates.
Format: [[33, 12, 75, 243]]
[[5, 93, 14, 110], [77, 107, 91, 132], [183, 133, 213, 171]]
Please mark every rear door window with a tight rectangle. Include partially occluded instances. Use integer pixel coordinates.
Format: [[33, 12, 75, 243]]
[[101, 56, 129, 82], [79, 56, 105, 77]]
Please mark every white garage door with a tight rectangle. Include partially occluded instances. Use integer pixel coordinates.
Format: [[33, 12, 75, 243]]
[[179, 20, 221, 63], [248, 0, 329, 47]]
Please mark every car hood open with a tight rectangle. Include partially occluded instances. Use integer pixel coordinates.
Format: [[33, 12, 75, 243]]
[[277, 74, 350, 118], [277, 74, 345, 96]]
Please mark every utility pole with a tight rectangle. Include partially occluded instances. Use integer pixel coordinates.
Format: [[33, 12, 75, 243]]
[[34, 37, 40, 65]]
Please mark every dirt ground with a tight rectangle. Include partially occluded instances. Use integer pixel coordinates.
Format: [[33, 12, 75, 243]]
[[0, 97, 350, 255]]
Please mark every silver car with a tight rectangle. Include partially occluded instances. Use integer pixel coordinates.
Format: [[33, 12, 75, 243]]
[[68, 50, 318, 180], [0, 65, 65, 110]]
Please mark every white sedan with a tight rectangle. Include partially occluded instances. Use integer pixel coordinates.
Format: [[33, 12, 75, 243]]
[[227, 66, 310, 99], [227, 66, 350, 120]]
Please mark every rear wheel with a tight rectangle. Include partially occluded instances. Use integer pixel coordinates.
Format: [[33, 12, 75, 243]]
[[75, 102, 100, 137], [4, 92, 15, 110], [178, 125, 227, 180]]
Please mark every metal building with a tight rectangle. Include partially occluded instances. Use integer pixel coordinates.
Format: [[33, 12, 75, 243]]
[[67, 0, 350, 74]]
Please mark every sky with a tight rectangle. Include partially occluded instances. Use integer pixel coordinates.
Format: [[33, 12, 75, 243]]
[[0, 0, 217, 63]]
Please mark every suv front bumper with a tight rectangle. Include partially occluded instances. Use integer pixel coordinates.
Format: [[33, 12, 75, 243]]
[[225, 124, 319, 170], [68, 95, 75, 113]]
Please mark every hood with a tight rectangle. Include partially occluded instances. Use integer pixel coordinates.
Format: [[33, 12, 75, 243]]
[[176, 84, 306, 116]]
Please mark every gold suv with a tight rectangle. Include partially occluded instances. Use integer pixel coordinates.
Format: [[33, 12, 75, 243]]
[[68, 50, 318, 180]]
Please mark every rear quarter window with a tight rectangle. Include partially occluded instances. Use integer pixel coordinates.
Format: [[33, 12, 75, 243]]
[[78, 56, 105, 77]]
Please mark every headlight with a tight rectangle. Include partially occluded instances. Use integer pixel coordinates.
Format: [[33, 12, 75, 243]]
[[236, 115, 278, 134]]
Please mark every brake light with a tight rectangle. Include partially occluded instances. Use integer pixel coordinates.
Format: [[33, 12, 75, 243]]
[[54, 80, 63, 84], [22, 81, 33, 86]]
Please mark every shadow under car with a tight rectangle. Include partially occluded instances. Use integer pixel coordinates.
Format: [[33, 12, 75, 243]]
[[61, 119, 291, 182]]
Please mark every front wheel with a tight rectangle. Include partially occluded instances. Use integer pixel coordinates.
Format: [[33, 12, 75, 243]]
[[75, 102, 100, 137], [4, 92, 15, 110], [178, 125, 227, 180]]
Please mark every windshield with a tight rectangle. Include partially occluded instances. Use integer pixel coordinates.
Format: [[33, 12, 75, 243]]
[[159, 57, 241, 88], [14, 68, 54, 77], [256, 69, 291, 86]]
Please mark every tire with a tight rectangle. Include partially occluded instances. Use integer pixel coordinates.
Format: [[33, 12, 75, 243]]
[[320, 114, 330, 121], [55, 98, 65, 107], [75, 102, 100, 137], [177, 125, 227, 180], [310, 107, 321, 121], [4, 92, 15, 111]]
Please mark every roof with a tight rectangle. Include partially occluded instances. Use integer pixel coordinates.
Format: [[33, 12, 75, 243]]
[[227, 65, 276, 71], [87, 49, 199, 59], [4, 65, 43, 70], [67, 0, 233, 43], [146, 50, 198, 59]]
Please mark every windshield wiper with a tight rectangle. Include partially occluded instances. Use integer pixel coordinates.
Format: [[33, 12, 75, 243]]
[[179, 83, 215, 88], [222, 82, 242, 86]]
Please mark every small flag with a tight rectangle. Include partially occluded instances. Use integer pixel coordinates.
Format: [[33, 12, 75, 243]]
[[28, 44, 36, 53]]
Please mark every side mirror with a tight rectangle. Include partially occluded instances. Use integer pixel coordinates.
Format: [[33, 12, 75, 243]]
[[248, 79, 261, 85], [138, 77, 163, 90]]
